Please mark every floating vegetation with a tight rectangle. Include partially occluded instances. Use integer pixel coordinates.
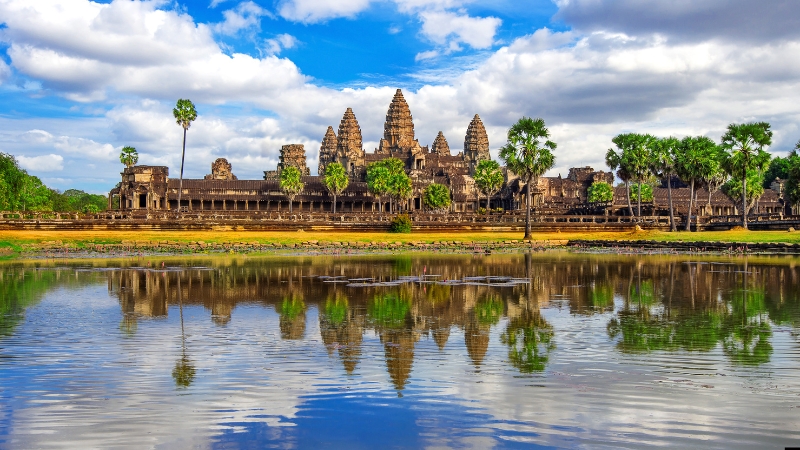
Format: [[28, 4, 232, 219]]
[[314, 273, 531, 288]]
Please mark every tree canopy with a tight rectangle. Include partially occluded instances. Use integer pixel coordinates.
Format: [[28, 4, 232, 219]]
[[366, 158, 411, 212], [474, 159, 504, 208], [323, 162, 349, 214], [720, 122, 773, 229], [499, 117, 556, 239], [422, 183, 451, 212], [587, 181, 613, 203], [279, 166, 304, 213], [119, 146, 138, 168]]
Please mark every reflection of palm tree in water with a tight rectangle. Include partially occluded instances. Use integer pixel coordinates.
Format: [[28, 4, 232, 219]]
[[172, 274, 196, 388], [500, 252, 555, 374]]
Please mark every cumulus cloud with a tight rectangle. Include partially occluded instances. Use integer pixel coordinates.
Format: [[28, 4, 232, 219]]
[[17, 154, 64, 172], [418, 10, 501, 50], [555, 0, 800, 44], [277, 0, 373, 23], [212, 1, 270, 36], [263, 34, 298, 55], [0, 0, 308, 104]]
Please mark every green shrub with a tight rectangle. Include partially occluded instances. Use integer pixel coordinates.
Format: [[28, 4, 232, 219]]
[[390, 214, 412, 233], [83, 204, 100, 214], [587, 181, 613, 203], [477, 207, 487, 215], [628, 183, 654, 203]]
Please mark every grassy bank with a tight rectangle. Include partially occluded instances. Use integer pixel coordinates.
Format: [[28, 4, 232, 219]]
[[0, 228, 798, 258]]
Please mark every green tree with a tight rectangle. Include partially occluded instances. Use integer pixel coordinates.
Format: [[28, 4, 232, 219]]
[[389, 170, 413, 212], [650, 137, 680, 231], [722, 169, 765, 214], [702, 147, 727, 216], [324, 162, 349, 214], [173, 99, 197, 211], [19, 175, 52, 212], [422, 183, 451, 212], [0, 153, 26, 211], [611, 133, 654, 217], [763, 156, 791, 189], [676, 136, 718, 231], [474, 159, 504, 210], [499, 117, 557, 240], [628, 183, 653, 202], [786, 145, 800, 211], [366, 164, 391, 212], [279, 166, 304, 213], [367, 158, 409, 213], [720, 122, 773, 229], [587, 181, 613, 203], [119, 146, 138, 168], [605, 148, 635, 217]]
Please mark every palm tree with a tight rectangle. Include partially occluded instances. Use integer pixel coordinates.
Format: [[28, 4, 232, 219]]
[[605, 149, 634, 217], [173, 99, 197, 212], [474, 159, 504, 210], [280, 166, 304, 213], [324, 162, 349, 213], [119, 146, 138, 168], [500, 117, 557, 240], [676, 136, 718, 231], [611, 133, 654, 217], [650, 137, 680, 231], [720, 122, 773, 229]]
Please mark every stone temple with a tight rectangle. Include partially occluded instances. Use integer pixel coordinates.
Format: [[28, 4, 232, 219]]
[[108, 88, 790, 216]]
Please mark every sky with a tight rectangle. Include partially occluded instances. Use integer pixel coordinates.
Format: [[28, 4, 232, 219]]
[[1, 0, 799, 194]]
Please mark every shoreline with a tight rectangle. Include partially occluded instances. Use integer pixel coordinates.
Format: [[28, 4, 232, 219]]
[[2, 229, 799, 260]]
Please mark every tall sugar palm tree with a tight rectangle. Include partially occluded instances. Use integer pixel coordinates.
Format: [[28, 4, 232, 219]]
[[324, 162, 349, 213], [499, 117, 557, 240], [173, 99, 197, 211], [720, 122, 773, 229], [650, 137, 680, 231], [605, 148, 634, 217], [611, 133, 654, 217], [119, 146, 138, 168], [676, 136, 718, 231]]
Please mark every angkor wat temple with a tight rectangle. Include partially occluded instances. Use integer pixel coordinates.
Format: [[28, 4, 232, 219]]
[[109, 89, 792, 218]]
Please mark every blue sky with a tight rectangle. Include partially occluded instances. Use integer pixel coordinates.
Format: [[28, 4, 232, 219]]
[[1, 0, 799, 193]]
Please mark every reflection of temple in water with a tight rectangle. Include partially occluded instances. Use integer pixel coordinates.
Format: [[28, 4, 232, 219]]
[[106, 254, 800, 389]]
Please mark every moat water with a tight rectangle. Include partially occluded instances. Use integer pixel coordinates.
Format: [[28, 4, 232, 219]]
[[1, 252, 800, 449]]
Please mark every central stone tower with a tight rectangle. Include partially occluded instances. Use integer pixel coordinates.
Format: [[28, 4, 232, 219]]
[[378, 89, 423, 155]]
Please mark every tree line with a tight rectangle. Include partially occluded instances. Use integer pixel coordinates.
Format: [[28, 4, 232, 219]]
[[599, 122, 800, 231], [0, 152, 107, 213]]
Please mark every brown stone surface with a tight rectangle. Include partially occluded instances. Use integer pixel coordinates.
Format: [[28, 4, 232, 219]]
[[318, 126, 337, 175], [204, 158, 237, 181], [431, 131, 450, 156], [382, 89, 415, 149], [336, 108, 365, 175], [277, 144, 310, 176], [463, 114, 490, 171]]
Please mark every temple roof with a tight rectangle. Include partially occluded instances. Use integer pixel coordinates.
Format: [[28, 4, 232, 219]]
[[383, 89, 415, 147]]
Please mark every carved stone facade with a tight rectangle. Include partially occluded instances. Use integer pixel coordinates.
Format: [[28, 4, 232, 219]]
[[431, 131, 450, 156], [111, 87, 789, 217], [318, 126, 337, 175], [336, 108, 365, 176], [463, 114, 490, 172], [277, 144, 310, 176], [204, 158, 237, 180]]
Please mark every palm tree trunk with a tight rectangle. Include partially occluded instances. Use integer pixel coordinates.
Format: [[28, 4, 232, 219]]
[[637, 182, 642, 217], [289, 196, 293, 213], [524, 179, 532, 240], [176, 127, 187, 211], [685, 179, 694, 232], [625, 181, 634, 217], [332, 194, 336, 214], [742, 168, 748, 230], [668, 179, 676, 232]]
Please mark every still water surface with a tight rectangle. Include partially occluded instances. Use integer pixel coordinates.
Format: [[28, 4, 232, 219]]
[[1, 252, 800, 449]]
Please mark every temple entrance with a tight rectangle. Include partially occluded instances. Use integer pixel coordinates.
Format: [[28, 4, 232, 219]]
[[139, 195, 147, 208]]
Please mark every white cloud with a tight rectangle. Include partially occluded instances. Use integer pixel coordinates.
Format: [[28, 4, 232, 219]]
[[277, 0, 373, 23], [17, 154, 64, 172], [414, 9, 501, 58], [212, 1, 269, 36], [263, 34, 298, 55]]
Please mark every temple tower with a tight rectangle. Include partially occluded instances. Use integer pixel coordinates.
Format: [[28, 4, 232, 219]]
[[318, 126, 337, 175], [383, 89, 415, 147], [336, 108, 365, 175], [431, 131, 450, 156], [277, 144, 310, 176], [463, 114, 490, 173]]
